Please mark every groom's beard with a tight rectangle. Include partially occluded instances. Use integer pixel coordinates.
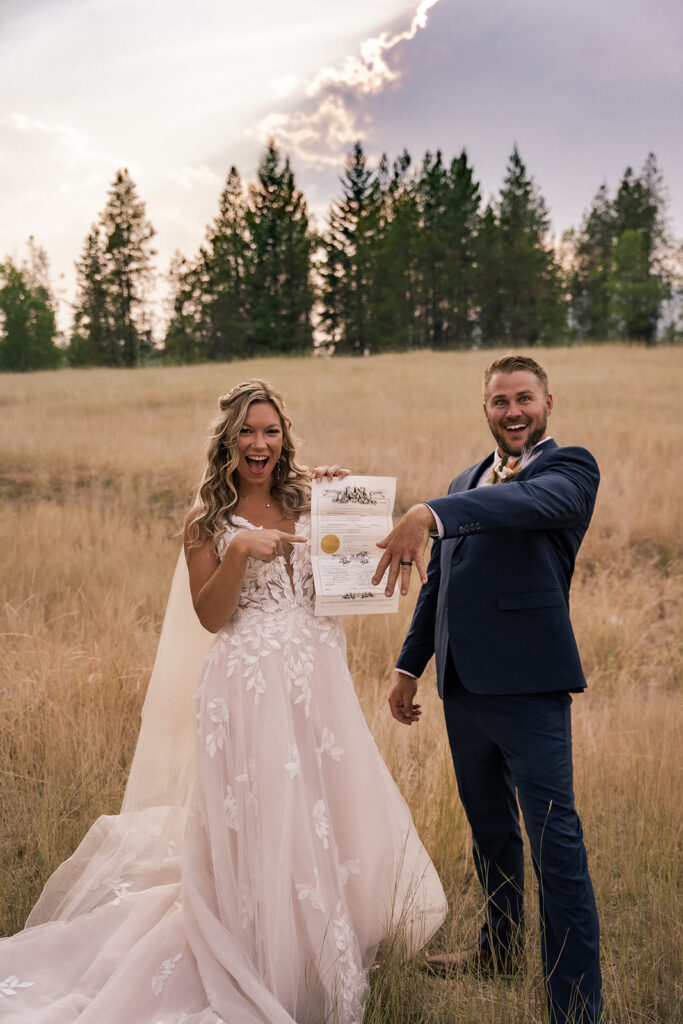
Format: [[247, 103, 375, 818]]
[[487, 414, 548, 458]]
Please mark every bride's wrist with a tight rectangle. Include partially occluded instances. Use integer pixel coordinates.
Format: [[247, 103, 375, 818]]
[[227, 533, 250, 561]]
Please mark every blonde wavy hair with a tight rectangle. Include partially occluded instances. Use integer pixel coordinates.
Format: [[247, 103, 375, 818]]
[[186, 379, 310, 550]]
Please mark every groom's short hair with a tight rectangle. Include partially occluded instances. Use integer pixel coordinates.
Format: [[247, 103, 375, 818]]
[[483, 355, 549, 396]]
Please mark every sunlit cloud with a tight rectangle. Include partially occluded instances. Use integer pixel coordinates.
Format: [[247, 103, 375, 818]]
[[257, 96, 364, 169], [271, 74, 301, 99], [307, 0, 441, 96], [253, 0, 442, 167]]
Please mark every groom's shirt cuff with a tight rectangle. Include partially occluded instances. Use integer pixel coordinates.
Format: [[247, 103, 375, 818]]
[[425, 502, 444, 539]]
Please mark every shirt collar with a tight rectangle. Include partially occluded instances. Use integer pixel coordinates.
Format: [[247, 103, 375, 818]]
[[492, 436, 553, 469]]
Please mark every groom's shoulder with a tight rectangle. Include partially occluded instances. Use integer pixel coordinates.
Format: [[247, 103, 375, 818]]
[[543, 443, 599, 471], [537, 443, 600, 489]]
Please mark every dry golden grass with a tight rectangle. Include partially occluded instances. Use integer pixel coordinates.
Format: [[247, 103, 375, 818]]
[[1, 346, 681, 1022]]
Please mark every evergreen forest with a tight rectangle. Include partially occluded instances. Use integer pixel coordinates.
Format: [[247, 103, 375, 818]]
[[1, 143, 680, 370]]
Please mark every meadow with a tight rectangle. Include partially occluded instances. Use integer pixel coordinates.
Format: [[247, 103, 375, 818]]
[[0, 346, 680, 1022]]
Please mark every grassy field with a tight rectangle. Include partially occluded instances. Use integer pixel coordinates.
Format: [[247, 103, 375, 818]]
[[0, 346, 681, 1022]]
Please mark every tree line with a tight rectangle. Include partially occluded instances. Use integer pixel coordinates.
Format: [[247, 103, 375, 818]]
[[1, 143, 679, 370]]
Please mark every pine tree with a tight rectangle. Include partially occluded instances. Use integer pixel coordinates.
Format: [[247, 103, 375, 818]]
[[71, 169, 155, 366], [414, 150, 450, 348], [101, 169, 156, 365], [488, 147, 565, 345], [320, 142, 380, 354], [0, 248, 59, 371], [70, 227, 113, 365], [609, 229, 669, 342], [204, 167, 250, 359], [610, 154, 671, 342], [567, 184, 614, 340], [369, 151, 419, 352], [568, 154, 672, 343], [244, 143, 314, 354], [474, 204, 506, 344], [165, 168, 251, 363], [414, 149, 481, 348], [163, 252, 208, 364]]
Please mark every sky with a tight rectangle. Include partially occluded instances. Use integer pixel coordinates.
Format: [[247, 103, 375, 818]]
[[1, 0, 681, 336]]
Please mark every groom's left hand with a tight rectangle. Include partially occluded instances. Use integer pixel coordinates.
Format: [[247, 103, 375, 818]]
[[388, 671, 422, 725], [372, 504, 435, 596]]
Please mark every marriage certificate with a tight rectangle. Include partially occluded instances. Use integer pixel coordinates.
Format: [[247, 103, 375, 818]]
[[311, 475, 399, 616]]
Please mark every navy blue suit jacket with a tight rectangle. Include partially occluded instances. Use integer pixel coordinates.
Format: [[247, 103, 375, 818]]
[[396, 441, 599, 697]]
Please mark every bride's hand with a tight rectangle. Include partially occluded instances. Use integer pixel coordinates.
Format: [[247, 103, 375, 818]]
[[311, 465, 351, 481], [236, 529, 306, 563]]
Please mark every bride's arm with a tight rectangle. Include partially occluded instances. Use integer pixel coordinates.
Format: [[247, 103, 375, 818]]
[[184, 519, 305, 632], [184, 523, 249, 632]]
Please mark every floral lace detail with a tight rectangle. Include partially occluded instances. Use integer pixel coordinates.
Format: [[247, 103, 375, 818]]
[[224, 623, 280, 705], [235, 757, 258, 811], [337, 859, 361, 886], [194, 514, 344, 726], [0, 975, 35, 997], [296, 869, 327, 913], [111, 881, 132, 905], [205, 697, 230, 757], [216, 513, 315, 615], [330, 902, 368, 1024], [240, 882, 257, 930], [152, 953, 183, 996], [285, 745, 301, 778], [313, 799, 331, 849], [224, 785, 238, 829], [316, 727, 344, 764]]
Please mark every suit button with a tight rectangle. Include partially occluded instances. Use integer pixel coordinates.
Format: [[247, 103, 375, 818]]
[[459, 526, 465, 535], [451, 555, 461, 565], [475, 522, 481, 530]]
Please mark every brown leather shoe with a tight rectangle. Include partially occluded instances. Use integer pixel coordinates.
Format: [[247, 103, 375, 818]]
[[423, 945, 520, 978]]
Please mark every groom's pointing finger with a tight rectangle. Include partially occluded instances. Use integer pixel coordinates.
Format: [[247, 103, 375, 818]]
[[384, 556, 401, 598], [371, 546, 391, 587], [415, 550, 428, 585]]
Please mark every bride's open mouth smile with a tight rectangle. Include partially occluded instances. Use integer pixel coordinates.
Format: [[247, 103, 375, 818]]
[[245, 455, 270, 475]]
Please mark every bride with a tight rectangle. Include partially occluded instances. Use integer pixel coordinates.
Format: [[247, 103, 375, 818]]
[[0, 380, 446, 1023]]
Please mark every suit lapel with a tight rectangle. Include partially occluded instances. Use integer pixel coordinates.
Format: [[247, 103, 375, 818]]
[[453, 454, 493, 492], [450, 438, 558, 505], [517, 437, 558, 477]]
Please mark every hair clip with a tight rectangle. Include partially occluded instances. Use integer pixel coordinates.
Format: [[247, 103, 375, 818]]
[[218, 380, 283, 408], [218, 386, 239, 403]]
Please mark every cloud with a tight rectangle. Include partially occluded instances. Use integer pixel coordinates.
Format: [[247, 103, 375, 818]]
[[0, 113, 114, 171], [253, 0, 441, 166], [271, 74, 301, 100], [256, 96, 365, 169], [170, 164, 223, 191], [308, 0, 440, 96]]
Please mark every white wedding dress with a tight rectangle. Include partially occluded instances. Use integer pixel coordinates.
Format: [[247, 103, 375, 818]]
[[0, 514, 447, 1023]]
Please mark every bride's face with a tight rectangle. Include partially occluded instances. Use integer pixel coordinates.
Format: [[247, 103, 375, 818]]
[[234, 401, 283, 486]]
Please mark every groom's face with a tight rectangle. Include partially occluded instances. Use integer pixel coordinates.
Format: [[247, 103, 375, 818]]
[[483, 370, 553, 457]]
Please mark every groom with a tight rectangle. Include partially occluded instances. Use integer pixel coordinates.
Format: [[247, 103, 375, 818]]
[[373, 355, 602, 1024]]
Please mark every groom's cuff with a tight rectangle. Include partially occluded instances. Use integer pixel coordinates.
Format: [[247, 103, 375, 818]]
[[425, 502, 444, 539], [396, 668, 418, 679]]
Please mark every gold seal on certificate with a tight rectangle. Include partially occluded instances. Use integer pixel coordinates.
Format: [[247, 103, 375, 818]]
[[321, 534, 340, 554]]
